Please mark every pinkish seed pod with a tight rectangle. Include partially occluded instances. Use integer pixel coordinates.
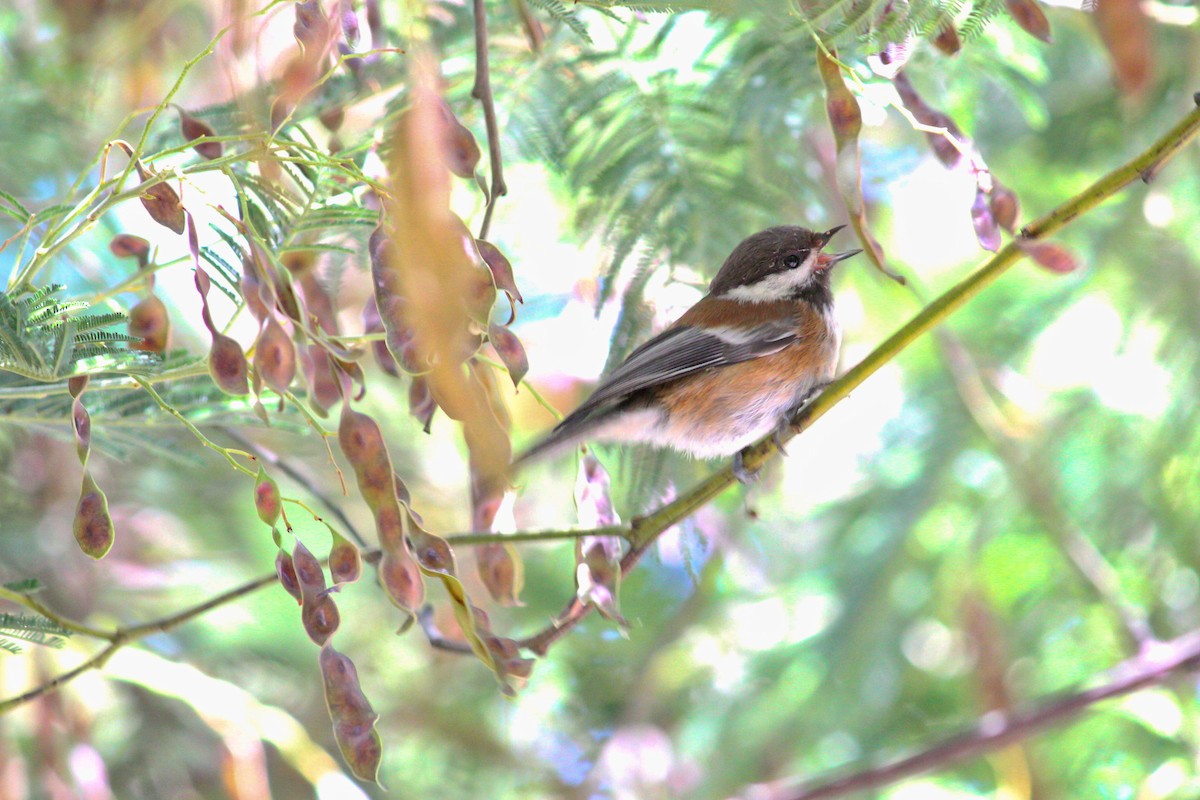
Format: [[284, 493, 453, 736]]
[[74, 471, 114, 559], [209, 334, 250, 395], [139, 181, 186, 235], [128, 293, 170, 353]]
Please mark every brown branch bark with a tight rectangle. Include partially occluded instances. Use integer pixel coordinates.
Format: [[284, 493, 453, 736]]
[[760, 631, 1200, 800], [471, 0, 507, 240]]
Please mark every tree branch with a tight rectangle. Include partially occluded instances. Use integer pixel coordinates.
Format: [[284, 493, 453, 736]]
[[515, 95, 1200, 655], [471, 0, 507, 240], [761, 631, 1200, 800]]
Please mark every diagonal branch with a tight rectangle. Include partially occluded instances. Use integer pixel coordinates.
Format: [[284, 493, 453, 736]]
[[764, 631, 1200, 800], [516, 93, 1200, 655]]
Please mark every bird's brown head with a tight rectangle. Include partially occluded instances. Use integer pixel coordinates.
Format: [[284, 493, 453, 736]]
[[709, 225, 861, 306]]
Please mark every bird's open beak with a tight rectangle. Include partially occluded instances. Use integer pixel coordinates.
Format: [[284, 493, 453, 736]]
[[815, 248, 862, 271]]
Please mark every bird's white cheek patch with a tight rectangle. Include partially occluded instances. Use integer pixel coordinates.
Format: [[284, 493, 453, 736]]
[[718, 251, 819, 303]]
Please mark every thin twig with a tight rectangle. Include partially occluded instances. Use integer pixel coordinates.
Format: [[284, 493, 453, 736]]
[[763, 632, 1200, 800], [222, 427, 370, 549], [471, 0, 507, 240]]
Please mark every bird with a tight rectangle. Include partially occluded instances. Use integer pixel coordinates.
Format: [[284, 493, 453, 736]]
[[514, 225, 861, 482]]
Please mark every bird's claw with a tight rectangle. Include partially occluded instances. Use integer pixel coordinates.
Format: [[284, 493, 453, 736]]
[[732, 450, 759, 484]]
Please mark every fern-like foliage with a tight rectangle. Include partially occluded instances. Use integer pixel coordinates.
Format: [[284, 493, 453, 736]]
[[0, 581, 70, 655], [0, 285, 156, 382]]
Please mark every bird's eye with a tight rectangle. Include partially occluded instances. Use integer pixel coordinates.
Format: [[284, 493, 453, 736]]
[[783, 251, 807, 269]]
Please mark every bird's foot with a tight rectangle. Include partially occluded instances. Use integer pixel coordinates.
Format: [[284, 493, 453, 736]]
[[772, 418, 791, 456], [732, 450, 759, 484]]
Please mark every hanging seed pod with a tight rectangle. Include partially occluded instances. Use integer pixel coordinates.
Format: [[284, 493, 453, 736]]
[[74, 471, 115, 559], [1094, 0, 1152, 98], [990, 182, 1020, 233], [893, 72, 965, 168], [293, 0, 331, 51], [484, 323, 528, 388], [175, 106, 223, 160], [338, 406, 393, 508], [475, 239, 523, 323], [319, 645, 383, 783], [1005, 0, 1052, 43], [441, 104, 481, 178], [328, 526, 362, 586], [362, 297, 400, 377], [294, 539, 340, 646], [240, 257, 271, 322], [254, 316, 297, 395], [109, 234, 151, 265], [933, 24, 961, 55], [254, 466, 282, 528], [816, 47, 862, 155], [276, 550, 303, 604], [139, 181, 186, 235], [971, 185, 1001, 252], [1018, 240, 1080, 273], [128, 293, 170, 353], [209, 333, 250, 395]]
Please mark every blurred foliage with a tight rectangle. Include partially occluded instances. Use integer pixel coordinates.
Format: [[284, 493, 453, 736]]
[[2, 0, 1200, 799]]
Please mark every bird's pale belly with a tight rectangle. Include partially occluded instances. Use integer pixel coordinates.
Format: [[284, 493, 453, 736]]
[[589, 338, 838, 459]]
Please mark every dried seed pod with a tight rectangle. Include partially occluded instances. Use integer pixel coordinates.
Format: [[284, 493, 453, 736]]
[[487, 324, 528, 388], [971, 185, 1001, 252], [128, 293, 170, 353], [140, 181, 186, 235], [209, 333, 250, 396], [319, 645, 382, 783], [294, 539, 340, 645], [254, 466, 282, 528], [175, 106, 223, 160], [276, 550, 303, 604], [1094, 0, 1152, 98], [338, 405, 393, 508], [989, 182, 1020, 233], [362, 297, 400, 377], [72, 396, 91, 463], [254, 316, 297, 395], [319, 106, 346, 133], [74, 471, 114, 559], [408, 376, 436, 433], [474, 239, 523, 308], [240, 258, 271, 322], [816, 47, 862, 156], [328, 526, 362, 585], [109, 234, 151, 265], [441, 105, 481, 179], [893, 73, 966, 168], [1005, 0, 1052, 42], [293, 0, 331, 51], [933, 24, 961, 55], [1018, 240, 1080, 273]]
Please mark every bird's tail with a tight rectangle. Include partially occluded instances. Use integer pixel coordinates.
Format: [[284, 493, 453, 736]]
[[510, 408, 613, 472]]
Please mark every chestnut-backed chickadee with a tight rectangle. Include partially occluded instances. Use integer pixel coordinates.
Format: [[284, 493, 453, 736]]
[[514, 225, 861, 481]]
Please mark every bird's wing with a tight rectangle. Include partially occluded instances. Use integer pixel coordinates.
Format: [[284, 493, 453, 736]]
[[564, 320, 798, 422]]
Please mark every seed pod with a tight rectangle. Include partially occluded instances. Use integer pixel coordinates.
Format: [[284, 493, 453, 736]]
[[128, 293, 170, 353], [140, 181, 186, 235], [1005, 0, 1052, 42], [338, 405, 393, 508], [893, 73, 965, 168], [254, 466, 282, 528], [971, 185, 1001, 252], [933, 24, 961, 55], [74, 471, 115, 559], [209, 333, 250, 395], [328, 526, 362, 585], [293, 0, 330, 51], [319, 106, 346, 133], [240, 258, 272, 322], [276, 550, 303, 604], [254, 316, 297, 395], [319, 645, 382, 783], [1019, 240, 1080, 273], [401, 375, 431, 432], [1094, 0, 1151, 98], [176, 107, 223, 160], [487, 324, 528, 388], [362, 297, 399, 377], [72, 396, 91, 463], [474, 240, 522, 304], [816, 47, 862, 155], [989, 182, 1020, 233], [442, 105, 481, 179], [294, 539, 340, 645], [109, 234, 151, 265]]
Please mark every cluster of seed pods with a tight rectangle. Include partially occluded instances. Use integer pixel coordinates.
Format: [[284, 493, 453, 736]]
[[573, 455, 626, 626], [68, 376, 115, 559], [109, 234, 171, 354]]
